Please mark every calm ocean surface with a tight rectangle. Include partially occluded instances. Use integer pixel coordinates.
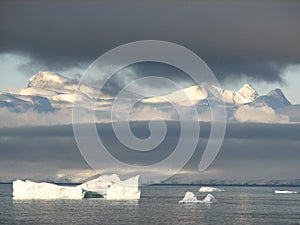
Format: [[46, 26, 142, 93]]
[[1, 184, 300, 225]]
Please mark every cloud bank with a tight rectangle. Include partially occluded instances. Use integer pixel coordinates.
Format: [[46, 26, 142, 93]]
[[0, 122, 299, 184], [1, 0, 300, 83]]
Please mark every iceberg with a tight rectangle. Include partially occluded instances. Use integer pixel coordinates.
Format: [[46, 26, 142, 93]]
[[12, 174, 141, 200], [202, 193, 218, 204], [275, 190, 298, 194], [179, 192, 218, 204], [12, 180, 85, 199], [199, 186, 224, 192], [106, 175, 141, 200], [178, 191, 201, 204], [77, 174, 120, 196]]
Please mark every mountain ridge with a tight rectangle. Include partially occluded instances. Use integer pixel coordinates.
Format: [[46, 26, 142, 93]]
[[0, 71, 298, 125]]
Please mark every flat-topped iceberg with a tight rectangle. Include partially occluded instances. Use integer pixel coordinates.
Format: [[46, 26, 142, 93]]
[[275, 190, 297, 194], [12, 174, 141, 200], [106, 175, 141, 200], [179, 192, 218, 204], [13, 180, 85, 199], [199, 186, 224, 192]]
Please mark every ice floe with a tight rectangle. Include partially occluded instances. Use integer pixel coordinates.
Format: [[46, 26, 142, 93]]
[[199, 186, 224, 192], [275, 190, 297, 194]]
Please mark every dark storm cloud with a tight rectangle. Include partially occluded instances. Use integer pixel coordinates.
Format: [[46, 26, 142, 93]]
[[0, 122, 300, 182], [1, 0, 300, 82]]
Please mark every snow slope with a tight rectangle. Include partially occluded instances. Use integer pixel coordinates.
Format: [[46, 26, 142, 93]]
[[249, 89, 291, 109], [143, 83, 259, 105]]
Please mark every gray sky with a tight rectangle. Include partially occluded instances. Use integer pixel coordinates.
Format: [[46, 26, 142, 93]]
[[0, 0, 300, 102]]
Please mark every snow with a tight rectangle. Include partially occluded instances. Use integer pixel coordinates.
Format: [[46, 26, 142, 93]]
[[19, 87, 58, 97], [199, 186, 224, 192], [178, 192, 218, 204], [106, 175, 141, 200], [142, 83, 258, 106], [28, 72, 76, 91], [77, 174, 120, 195], [235, 84, 259, 104], [250, 88, 291, 110], [275, 190, 298, 194], [1, 71, 296, 125], [12, 180, 85, 199]]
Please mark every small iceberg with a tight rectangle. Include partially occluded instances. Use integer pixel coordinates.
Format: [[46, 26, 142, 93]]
[[202, 193, 218, 203], [178, 191, 201, 204], [199, 186, 224, 192], [106, 175, 141, 200], [275, 190, 298, 194], [12, 180, 85, 199], [178, 192, 218, 204]]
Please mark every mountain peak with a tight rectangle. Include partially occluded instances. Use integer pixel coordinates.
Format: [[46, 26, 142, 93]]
[[237, 83, 259, 102], [267, 88, 291, 105], [28, 71, 76, 91], [238, 83, 256, 93], [267, 88, 285, 97], [250, 88, 291, 109]]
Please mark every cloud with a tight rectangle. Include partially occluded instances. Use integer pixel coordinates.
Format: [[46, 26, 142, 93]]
[[0, 122, 300, 183], [0, 108, 72, 127], [1, 0, 300, 83], [234, 105, 289, 123]]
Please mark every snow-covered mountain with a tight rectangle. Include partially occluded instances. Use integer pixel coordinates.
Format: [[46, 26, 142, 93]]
[[0, 71, 298, 126], [143, 83, 259, 106], [248, 88, 291, 109]]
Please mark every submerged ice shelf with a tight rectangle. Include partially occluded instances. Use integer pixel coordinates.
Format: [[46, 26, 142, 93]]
[[12, 174, 141, 200]]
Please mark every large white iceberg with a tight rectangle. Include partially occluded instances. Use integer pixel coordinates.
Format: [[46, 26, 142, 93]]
[[179, 192, 218, 204], [12, 174, 141, 200], [77, 174, 120, 196], [275, 190, 298, 194], [106, 175, 141, 200], [13, 180, 85, 199], [199, 186, 224, 192]]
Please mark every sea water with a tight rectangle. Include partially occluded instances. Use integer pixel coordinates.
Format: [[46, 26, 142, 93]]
[[1, 184, 300, 225]]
